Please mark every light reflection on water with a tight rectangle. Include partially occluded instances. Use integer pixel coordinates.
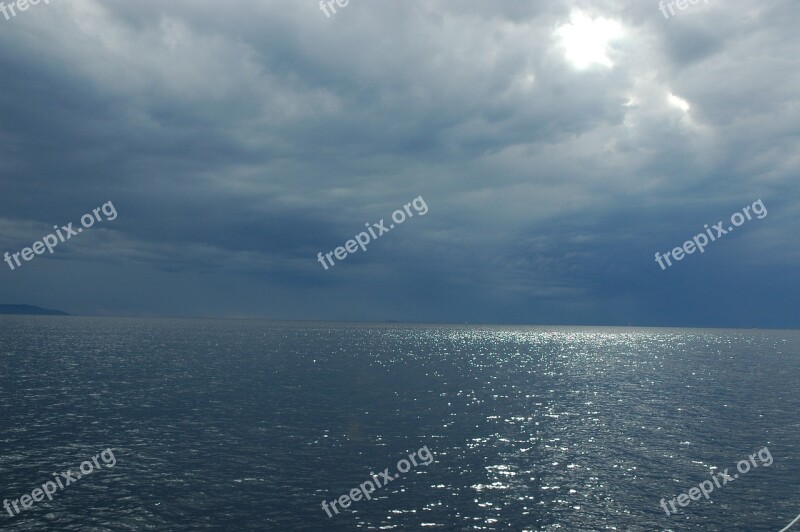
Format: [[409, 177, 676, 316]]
[[0, 318, 798, 530]]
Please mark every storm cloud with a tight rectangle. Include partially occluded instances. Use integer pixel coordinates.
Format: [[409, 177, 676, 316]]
[[1, 0, 798, 326]]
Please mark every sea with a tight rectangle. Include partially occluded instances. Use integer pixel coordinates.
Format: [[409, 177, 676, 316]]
[[0, 316, 798, 531]]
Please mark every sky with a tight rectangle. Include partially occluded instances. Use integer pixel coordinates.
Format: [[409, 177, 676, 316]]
[[0, 0, 799, 327]]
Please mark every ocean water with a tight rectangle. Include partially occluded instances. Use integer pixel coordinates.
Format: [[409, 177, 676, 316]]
[[0, 317, 798, 531]]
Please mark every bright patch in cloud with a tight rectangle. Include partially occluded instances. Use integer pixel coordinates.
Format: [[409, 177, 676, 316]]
[[667, 93, 690, 112], [557, 12, 623, 69]]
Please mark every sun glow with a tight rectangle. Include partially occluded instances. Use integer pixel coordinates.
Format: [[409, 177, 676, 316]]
[[557, 12, 623, 69]]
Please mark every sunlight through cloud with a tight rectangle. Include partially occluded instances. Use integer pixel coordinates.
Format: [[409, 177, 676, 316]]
[[667, 92, 690, 112], [557, 11, 623, 70]]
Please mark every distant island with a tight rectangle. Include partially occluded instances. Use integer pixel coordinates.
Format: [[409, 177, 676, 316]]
[[0, 304, 69, 316]]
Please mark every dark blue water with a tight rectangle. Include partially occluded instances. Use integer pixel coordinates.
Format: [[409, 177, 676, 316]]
[[1, 317, 798, 530]]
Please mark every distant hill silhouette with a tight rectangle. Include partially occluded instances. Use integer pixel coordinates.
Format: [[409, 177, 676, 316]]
[[0, 304, 69, 316]]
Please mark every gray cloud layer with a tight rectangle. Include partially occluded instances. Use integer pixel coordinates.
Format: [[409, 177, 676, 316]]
[[1, 0, 798, 326]]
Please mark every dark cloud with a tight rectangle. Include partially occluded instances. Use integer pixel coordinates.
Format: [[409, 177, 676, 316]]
[[0, 0, 798, 326]]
